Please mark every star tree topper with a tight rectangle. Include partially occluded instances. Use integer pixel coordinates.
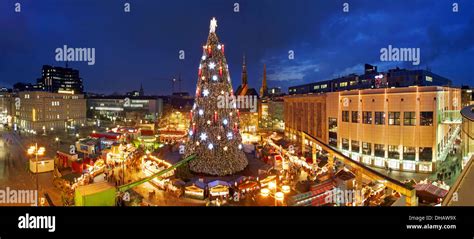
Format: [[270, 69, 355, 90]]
[[210, 17, 217, 33]]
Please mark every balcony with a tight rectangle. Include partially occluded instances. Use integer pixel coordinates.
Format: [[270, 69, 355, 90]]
[[440, 110, 462, 124]]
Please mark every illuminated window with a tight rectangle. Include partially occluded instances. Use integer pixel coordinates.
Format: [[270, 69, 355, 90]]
[[403, 146, 416, 161], [339, 82, 348, 87], [362, 111, 372, 124], [374, 144, 385, 157], [321, 84, 327, 89], [362, 142, 371, 155], [351, 111, 359, 123], [342, 111, 349, 122], [388, 145, 399, 159], [420, 112, 433, 126], [403, 112, 416, 126], [375, 112, 385, 125], [388, 112, 400, 125], [342, 138, 349, 150], [351, 140, 360, 153], [419, 147, 432, 162]]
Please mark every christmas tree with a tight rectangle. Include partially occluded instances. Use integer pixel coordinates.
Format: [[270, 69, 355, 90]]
[[185, 18, 248, 176]]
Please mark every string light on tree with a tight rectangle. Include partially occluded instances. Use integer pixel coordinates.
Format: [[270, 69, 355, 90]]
[[209, 62, 216, 69], [200, 132, 208, 141], [203, 89, 209, 97]]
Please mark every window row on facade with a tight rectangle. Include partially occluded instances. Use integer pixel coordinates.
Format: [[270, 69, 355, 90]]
[[341, 111, 434, 126], [340, 138, 433, 162]]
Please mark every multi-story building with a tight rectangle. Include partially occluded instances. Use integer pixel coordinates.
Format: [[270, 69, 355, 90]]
[[285, 86, 461, 173], [36, 65, 84, 94], [259, 97, 285, 132], [0, 91, 15, 126], [87, 95, 163, 122], [14, 91, 86, 132], [289, 64, 452, 95]]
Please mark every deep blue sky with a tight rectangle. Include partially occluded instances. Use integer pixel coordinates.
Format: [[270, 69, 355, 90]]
[[1, 0, 473, 95]]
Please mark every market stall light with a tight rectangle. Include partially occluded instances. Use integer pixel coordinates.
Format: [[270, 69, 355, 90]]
[[282, 185, 291, 194], [268, 181, 276, 190], [260, 188, 270, 197], [275, 192, 284, 201]]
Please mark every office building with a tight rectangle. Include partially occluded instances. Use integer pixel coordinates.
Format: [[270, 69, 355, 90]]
[[284, 86, 461, 173], [14, 91, 86, 132], [36, 65, 84, 94], [289, 64, 452, 95]]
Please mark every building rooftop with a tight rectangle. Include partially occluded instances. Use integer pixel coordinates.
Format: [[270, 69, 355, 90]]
[[461, 105, 474, 121]]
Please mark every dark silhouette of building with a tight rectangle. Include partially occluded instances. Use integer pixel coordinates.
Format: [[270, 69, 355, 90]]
[[289, 64, 452, 95], [36, 65, 84, 94]]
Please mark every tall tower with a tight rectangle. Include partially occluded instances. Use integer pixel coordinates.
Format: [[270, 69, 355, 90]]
[[139, 83, 144, 96], [260, 64, 268, 97], [241, 54, 248, 86]]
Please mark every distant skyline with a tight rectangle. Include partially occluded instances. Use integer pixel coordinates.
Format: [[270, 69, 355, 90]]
[[1, 0, 473, 95]]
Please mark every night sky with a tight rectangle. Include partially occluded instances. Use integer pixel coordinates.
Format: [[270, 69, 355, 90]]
[[1, 0, 473, 95]]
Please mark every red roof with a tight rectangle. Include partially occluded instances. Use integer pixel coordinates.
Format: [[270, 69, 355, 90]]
[[140, 130, 154, 136], [310, 180, 336, 195], [90, 132, 122, 140], [414, 184, 448, 198]]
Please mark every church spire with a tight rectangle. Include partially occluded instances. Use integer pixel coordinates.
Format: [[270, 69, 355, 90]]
[[260, 64, 267, 97], [139, 83, 144, 96], [241, 54, 248, 86]]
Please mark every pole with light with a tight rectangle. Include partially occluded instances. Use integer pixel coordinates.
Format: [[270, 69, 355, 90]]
[[27, 143, 45, 204]]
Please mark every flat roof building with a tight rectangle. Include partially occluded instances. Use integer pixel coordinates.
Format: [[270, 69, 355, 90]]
[[289, 64, 452, 95], [284, 86, 461, 173], [14, 91, 86, 132]]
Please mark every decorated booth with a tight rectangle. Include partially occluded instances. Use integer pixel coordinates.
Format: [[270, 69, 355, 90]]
[[208, 180, 230, 199]]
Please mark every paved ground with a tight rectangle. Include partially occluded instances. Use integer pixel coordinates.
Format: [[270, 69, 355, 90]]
[[0, 130, 62, 206]]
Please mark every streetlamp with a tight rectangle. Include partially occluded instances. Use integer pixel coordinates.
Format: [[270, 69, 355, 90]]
[[27, 143, 45, 204], [55, 137, 60, 151]]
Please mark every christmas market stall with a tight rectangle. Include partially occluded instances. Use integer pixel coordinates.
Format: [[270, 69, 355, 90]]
[[167, 179, 185, 197], [259, 174, 277, 188], [56, 151, 78, 169], [414, 183, 448, 205], [184, 180, 207, 200], [231, 176, 260, 194], [208, 180, 230, 200]]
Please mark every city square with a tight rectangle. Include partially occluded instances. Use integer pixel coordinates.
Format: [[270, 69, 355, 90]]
[[0, 1, 472, 211]]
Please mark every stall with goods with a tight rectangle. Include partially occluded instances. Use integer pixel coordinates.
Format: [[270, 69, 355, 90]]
[[208, 180, 230, 199], [184, 181, 207, 200]]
